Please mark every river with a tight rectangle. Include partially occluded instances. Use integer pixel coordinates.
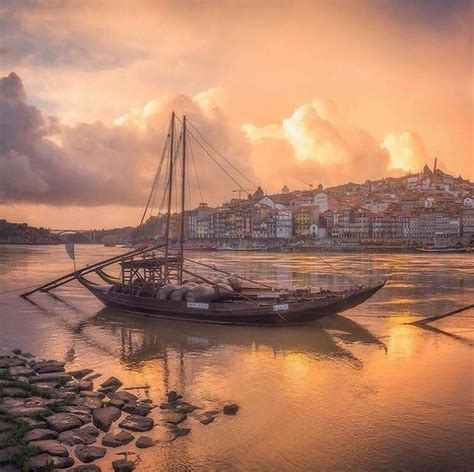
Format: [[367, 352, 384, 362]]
[[0, 245, 473, 471]]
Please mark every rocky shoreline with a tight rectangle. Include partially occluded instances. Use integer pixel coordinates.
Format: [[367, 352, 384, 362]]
[[0, 350, 239, 471]]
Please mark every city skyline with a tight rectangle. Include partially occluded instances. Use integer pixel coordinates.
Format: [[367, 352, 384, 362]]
[[1, 0, 472, 229]]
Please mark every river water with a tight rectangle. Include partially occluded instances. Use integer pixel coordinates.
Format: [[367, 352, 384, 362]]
[[0, 245, 473, 471]]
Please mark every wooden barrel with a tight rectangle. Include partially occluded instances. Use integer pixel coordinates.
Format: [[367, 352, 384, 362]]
[[170, 283, 198, 302], [227, 276, 242, 292], [214, 283, 235, 301], [157, 284, 178, 300], [185, 284, 218, 302]]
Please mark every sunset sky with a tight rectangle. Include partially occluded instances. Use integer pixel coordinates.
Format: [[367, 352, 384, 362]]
[[1, 0, 472, 229]]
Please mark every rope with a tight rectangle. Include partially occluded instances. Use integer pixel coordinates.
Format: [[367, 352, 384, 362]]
[[187, 119, 258, 190], [313, 252, 358, 286]]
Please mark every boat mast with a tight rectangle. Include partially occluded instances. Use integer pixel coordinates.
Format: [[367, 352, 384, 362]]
[[179, 115, 187, 284], [164, 111, 175, 283]]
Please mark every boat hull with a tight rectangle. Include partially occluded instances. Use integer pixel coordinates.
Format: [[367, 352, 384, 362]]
[[78, 277, 385, 326]]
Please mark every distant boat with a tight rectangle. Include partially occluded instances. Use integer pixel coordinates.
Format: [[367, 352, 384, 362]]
[[416, 245, 469, 253]]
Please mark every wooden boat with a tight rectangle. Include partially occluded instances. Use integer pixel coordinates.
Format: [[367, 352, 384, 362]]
[[22, 112, 385, 325]]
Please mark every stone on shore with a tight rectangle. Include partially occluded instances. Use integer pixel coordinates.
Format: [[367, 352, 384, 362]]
[[167, 391, 181, 403], [92, 406, 121, 432], [8, 365, 35, 377], [58, 428, 98, 446], [161, 411, 187, 425], [61, 406, 92, 424], [122, 403, 150, 417], [12, 349, 21, 355], [80, 391, 105, 399], [16, 417, 48, 429], [223, 404, 239, 415], [100, 377, 123, 390], [46, 413, 83, 432], [0, 446, 22, 465], [30, 373, 72, 384], [77, 397, 103, 410], [106, 398, 125, 408], [24, 428, 58, 441], [107, 391, 137, 403], [74, 445, 107, 463], [112, 459, 135, 471], [28, 453, 74, 471], [198, 410, 220, 425], [69, 369, 94, 379], [135, 436, 156, 448], [1, 387, 28, 397], [174, 402, 198, 414], [70, 465, 102, 472], [0, 357, 25, 368], [64, 380, 94, 392], [172, 427, 191, 437], [33, 361, 65, 374], [1, 405, 51, 418], [102, 430, 134, 447], [28, 439, 69, 457], [119, 415, 154, 432]]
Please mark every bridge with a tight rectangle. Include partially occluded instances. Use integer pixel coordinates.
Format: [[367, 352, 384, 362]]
[[50, 229, 98, 243]]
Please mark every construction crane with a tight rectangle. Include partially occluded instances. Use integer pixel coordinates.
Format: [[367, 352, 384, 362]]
[[300, 180, 313, 190], [232, 189, 251, 199]]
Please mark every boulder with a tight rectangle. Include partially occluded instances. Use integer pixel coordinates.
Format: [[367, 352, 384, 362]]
[[74, 445, 106, 463], [1, 387, 28, 397], [119, 415, 154, 432], [172, 427, 191, 437], [24, 428, 58, 441], [0, 446, 22, 465], [92, 406, 121, 432], [223, 404, 239, 415], [122, 403, 150, 417], [76, 397, 103, 410], [69, 369, 93, 380], [80, 391, 105, 399], [58, 428, 97, 446], [64, 380, 93, 392], [8, 365, 35, 377], [174, 402, 198, 414], [70, 466, 102, 472], [2, 405, 51, 418], [102, 430, 134, 447], [12, 349, 21, 355], [106, 398, 125, 409], [161, 412, 187, 425], [107, 391, 137, 403], [135, 436, 156, 448], [28, 439, 69, 457], [30, 373, 72, 384], [45, 413, 83, 432], [0, 357, 25, 368], [100, 377, 123, 389], [112, 459, 135, 472], [70, 465, 102, 472], [16, 417, 48, 429], [166, 391, 181, 403], [83, 373, 102, 382], [28, 453, 74, 471], [33, 361, 65, 374], [61, 406, 91, 424]]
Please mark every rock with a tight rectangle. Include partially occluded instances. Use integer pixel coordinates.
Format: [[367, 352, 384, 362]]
[[159, 402, 175, 410], [1, 387, 28, 397], [8, 365, 35, 377], [0, 446, 22, 465], [175, 402, 198, 414], [30, 373, 72, 384], [0, 463, 21, 471], [0, 357, 25, 368], [223, 404, 239, 415], [74, 445, 106, 463], [70, 466, 101, 472], [76, 397, 103, 410], [33, 361, 65, 374], [70, 465, 102, 472], [1, 405, 51, 418], [24, 428, 58, 441], [122, 403, 150, 417], [16, 417, 48, 429], [28, 453, 74, 471], [107, 391, 137, 403], [100, 377, 123, 389], [28, 439, 69, 457], [21, 352, 34, 358], [97, 386, 117, 394], [135, 436, 156, 448], [106, 398, 125, 408], [61, 406, 91, 424], [172, 427, 191, 437], [69, 369, 93, 379], [46, 413, 83, 432], [119, 415, 154, 432], [64, 380, 93, 392], [79, 425, 100, 437], [112, 459, 135, 472], [102, 430, 134, 447], [80, 391, 105, 399], [82, 373, 102, 382], [58, 428, 97, 446], [12, 349, 21, 355], [35, 385, 70, 399], [199, 415, 215, 425], [166, 391, 181, 403], [161, 412, 187, 425], [92, 406, 121, 432]]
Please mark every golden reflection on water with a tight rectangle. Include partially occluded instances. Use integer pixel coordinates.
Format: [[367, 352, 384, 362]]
[[0, 245, 473, 470]]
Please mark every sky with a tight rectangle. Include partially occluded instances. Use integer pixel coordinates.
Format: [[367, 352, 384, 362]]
[[0, 0, 472, 229]]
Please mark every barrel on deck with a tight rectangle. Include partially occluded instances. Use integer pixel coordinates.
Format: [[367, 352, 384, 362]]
[[157, 284, 178, 300], [185, 284, 218, 303], [170, 283, 198, 301]]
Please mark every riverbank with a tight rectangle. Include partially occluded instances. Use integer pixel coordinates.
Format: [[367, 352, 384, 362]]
[[0, 350, 237, 471]]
